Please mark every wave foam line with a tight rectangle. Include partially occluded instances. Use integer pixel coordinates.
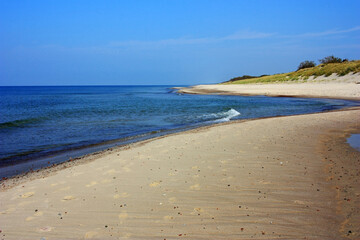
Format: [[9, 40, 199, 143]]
[[214, 108, 241, 122]]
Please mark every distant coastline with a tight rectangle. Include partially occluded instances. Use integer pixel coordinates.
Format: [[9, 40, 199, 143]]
[[178, 72, 360, 101], [178, 60, 360, 101]]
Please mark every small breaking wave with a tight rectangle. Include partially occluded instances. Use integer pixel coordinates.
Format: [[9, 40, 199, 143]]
[[165, 108, 241, 125], [210, 108, 241, 122], [195, 108, 241, 123], [0, 118, 44, 130]]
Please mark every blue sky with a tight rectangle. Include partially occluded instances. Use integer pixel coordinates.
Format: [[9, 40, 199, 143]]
[[1, 0, 360, 86]]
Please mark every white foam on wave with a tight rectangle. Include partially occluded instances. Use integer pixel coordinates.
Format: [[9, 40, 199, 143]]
[[216, 108, 241, 122], [204, 108, 240, 123]]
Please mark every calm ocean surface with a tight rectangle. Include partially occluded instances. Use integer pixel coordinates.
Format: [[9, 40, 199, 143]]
[[1, 85, 359, 177]]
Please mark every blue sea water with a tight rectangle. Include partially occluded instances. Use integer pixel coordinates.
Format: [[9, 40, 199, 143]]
[[0, 85, 359, 178]]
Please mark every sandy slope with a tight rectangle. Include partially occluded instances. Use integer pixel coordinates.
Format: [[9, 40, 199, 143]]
[[178, 80, 360, 100], [0, 108, 359, 239]]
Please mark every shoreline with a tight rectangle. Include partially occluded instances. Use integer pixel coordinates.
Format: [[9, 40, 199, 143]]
[[1, 106, 359, 189], [2, 94, 358, 180], [0, 125, 200, 179], [0, 107, 359, 239], [177, 82, 360, 101]]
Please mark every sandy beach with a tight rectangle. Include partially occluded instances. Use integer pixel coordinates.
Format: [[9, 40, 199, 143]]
[[0, 106, 359, 239], [2, 0, 360, 239], [178, 79, 360, 100]]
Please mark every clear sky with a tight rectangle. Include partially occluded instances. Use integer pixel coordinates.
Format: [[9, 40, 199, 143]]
[[1, 0, 360, 86]]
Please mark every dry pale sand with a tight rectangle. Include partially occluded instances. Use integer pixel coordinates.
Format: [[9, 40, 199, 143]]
[[0, 108, 359, 240], [178, 78, 360, 100]]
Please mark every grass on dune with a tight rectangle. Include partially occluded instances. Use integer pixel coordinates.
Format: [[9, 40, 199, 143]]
[[224, 60, 360, 85]]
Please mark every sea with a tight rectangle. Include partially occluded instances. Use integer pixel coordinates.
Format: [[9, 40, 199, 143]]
[[1, 85, 359, 178]]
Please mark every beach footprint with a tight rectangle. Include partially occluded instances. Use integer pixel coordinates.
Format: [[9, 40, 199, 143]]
[[119, 212, 128, 219], [58, 186, 71, 191], [190, 184, 201, 190], [122, 233, 132, 238], [122, 163, 134, 172], [85, 181, 97, 187], [149, 181, 161, 187], [221, 176, 234, 182], [119, 212, 129, 224], [84, 231, 98, 239], [26, 211, 44, 221], [104, 169, 118, 175], [62, 195, 76, 201], [26, 216, 34, 221], [18, 201, 32, 207], [0, 207, 16, 215], [258, 180, 272, 185], [34, 211, 44, 217], [122, 166, 132, 172], [121, 192, 130, 198], [20, 192, 35, 198], [163, 215, 174, 221], [114, 192, 130, 199], [100, 179, 111, 184]]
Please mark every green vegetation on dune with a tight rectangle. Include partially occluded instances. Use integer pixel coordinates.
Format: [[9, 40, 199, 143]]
[[224, 59, 360, 85], [225, 74, 269, 83]]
